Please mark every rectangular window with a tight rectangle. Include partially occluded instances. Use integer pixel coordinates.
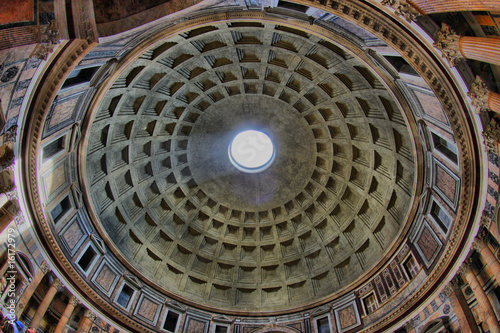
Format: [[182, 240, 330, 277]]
[[277, 0, 309, 12], [62, 66, 100, 89], [363, 293, 378, 315], [77, 246, 96, 272], [116, 284, 134, 308], [430, 201, 451, 233], [50, 196, 71, 224], [316, 317, 331, 333], [43, 136, 65, 161], [431, 133, 458, 164], [214, 325, 228, 333], [383, 55, 419, 76], [404, 256, 419, 279], [163, 311, 180, 332]]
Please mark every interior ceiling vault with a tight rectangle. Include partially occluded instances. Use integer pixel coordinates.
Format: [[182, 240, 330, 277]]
[[84, 20, 417, 312], [14, 0, 484, 331]]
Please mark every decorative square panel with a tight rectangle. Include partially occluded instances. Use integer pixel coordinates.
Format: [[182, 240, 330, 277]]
[[413, 221, 442, 268], [332, 294, 361, 333]]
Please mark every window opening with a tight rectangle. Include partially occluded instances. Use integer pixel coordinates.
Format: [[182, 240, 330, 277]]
[[363, 293, 378, 315], [430, 201, 451, 233], [50, 196, 71, 224], [43, 136, 65, 161], [163, 311, 180, 332], [316, 317, 331, 333], [404, 256, 419, 279], [62, 66, 100, 89], [116, 284, 134, 308], [77, 246, 96, 272], [431, 133, 458, 164]]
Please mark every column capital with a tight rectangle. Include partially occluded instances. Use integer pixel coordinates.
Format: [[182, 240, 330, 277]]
[[468, 76, 490, 112], [84, 309, 97, 321], [483, 118, 500, 154], [471, 238, 486, 253], [434, 23, 464, 67], [404, 319, 414, 330], [442, 284, 453, 297], [39, 260, 51, 275], [458, 262, 472, 277], [381, 0, 420, 22], [69, 295, 80, 307], [52, 277, 64, 290], [444, 277, 461, 296]]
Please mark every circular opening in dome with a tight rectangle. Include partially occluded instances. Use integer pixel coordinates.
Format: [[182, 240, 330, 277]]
[[229, 130, 275, 173]]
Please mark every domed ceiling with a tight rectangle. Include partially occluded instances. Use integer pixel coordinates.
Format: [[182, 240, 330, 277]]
[[84, 21, 417, 311]]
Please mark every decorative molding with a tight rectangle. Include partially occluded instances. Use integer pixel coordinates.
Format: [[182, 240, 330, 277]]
[[433, 23, 463, 67]]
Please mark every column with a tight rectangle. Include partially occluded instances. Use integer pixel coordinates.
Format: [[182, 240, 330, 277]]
[[30, 277, 63, 329], [76, 309, 96, 333], [16, 260, 50, 317], [434, 24, 500, 67], [54, 295, 79, 333], [442, 278, 480, 333], [473, 234, 500, 283], [407, 0, 500, 14], [459, 262, 500, 333]]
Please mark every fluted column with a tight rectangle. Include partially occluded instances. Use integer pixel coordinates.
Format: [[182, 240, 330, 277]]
[[434, 24, 500, 67], [460, 37, 500, 66], [76, 309, 96, 333], [407, 0, 500, 14], [54, 295, 79, 333], [16, 260, 50, 317], [442, 278, 480, 333], [459, 262, 500, 333], [30, 277, 63, 329], [473, 235, 500, 284]]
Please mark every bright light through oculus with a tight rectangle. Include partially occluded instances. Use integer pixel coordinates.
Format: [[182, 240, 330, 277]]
[[229, 130, 275, 173]]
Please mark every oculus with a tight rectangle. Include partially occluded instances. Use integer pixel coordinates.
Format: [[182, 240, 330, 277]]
[[228, 130, 275, 173]]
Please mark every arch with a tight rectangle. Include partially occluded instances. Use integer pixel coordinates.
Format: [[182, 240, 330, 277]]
[[15, 252, 34, 279]]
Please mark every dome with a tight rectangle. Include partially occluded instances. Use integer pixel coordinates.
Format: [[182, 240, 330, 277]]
[[83, 21, 417, 312]]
